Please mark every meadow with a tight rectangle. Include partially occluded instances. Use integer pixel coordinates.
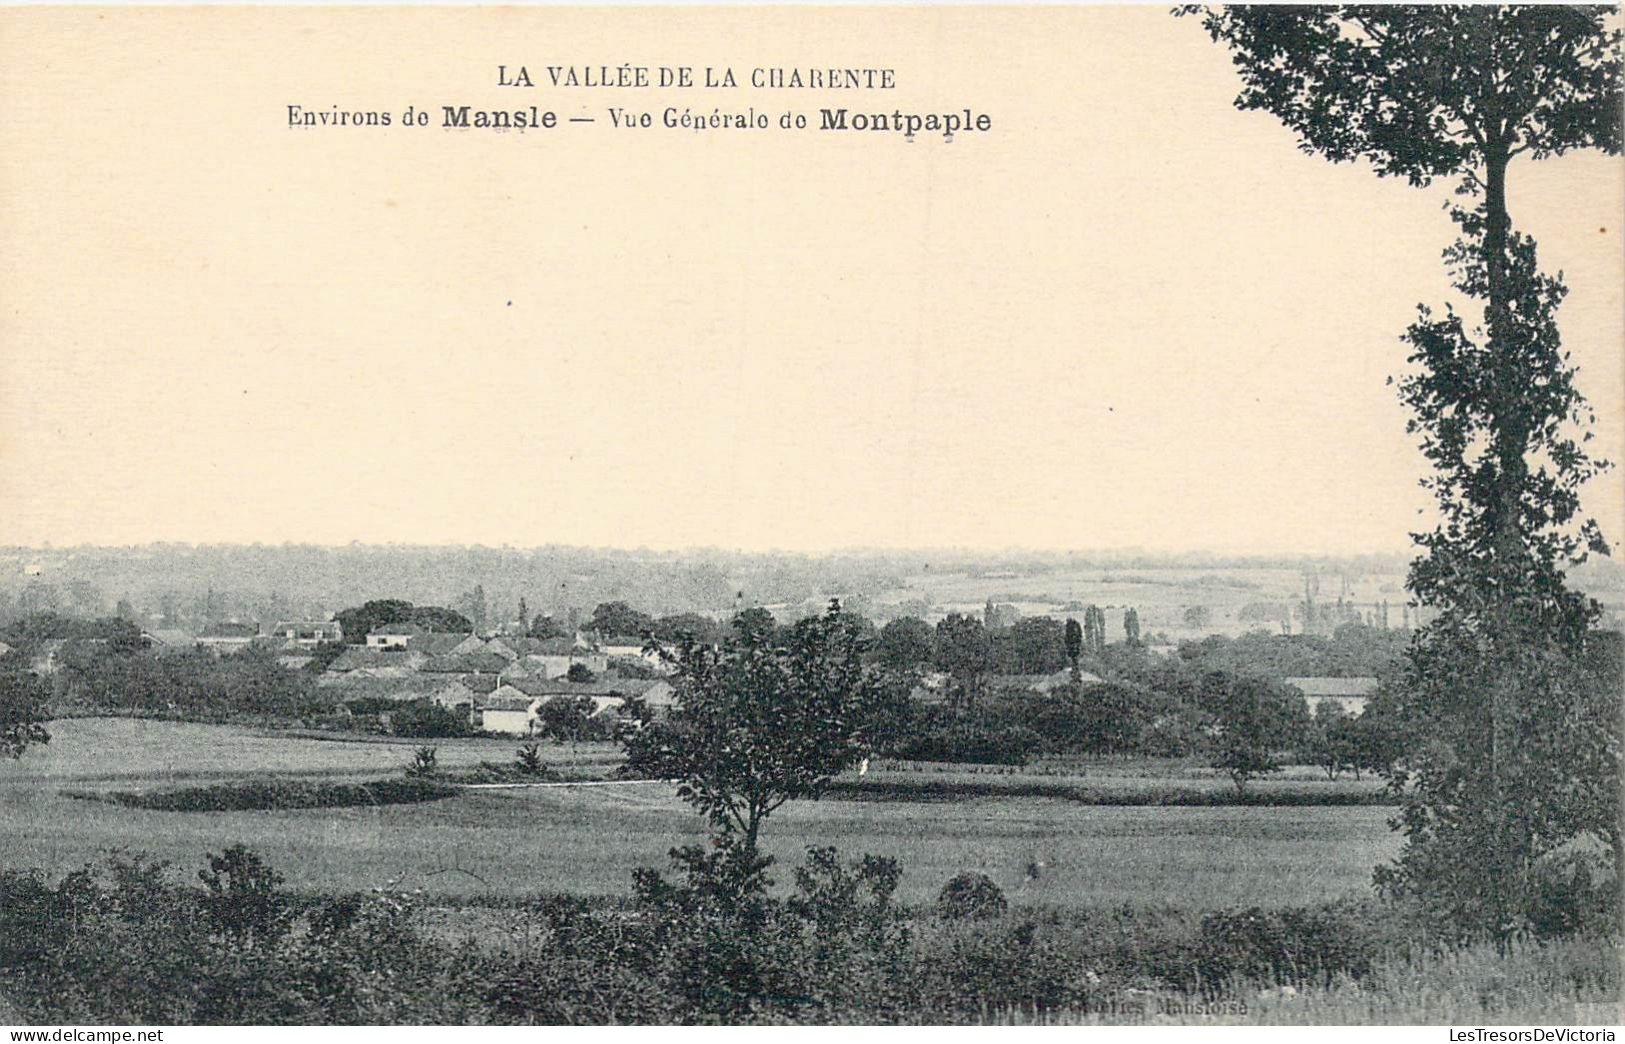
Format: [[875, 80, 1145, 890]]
[[2, 717, 1399, 908], [4, 717, 1617, 1026], [871, 563, 1412, 640]]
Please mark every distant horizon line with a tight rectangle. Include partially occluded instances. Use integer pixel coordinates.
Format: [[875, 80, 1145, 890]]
[[0, 539, 1429, 563]]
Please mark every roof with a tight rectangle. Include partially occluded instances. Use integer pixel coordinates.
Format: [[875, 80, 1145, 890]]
[[491, 636, 549, 656], [421, 652, 510, 675], [503, 676, 672, 700], [483, 695, 539, 713], [199, 622, 259, 639], [144, 628, 197, 647], [368, 621, 429, 638], [330, 678, 443, 703], [327, 647, 420, 672], [499, 658, 534, 679], [417, 632, 469, 656], [1286, 677, 1380, 697], [272, 620, 341, 634], [600, 635, 648, 649], [531, 637, 585, 656]]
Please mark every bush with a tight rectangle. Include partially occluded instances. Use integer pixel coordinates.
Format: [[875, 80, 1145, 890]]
[[199, 844, 292, 948], [405, 745, 439, 778], [1193, 903, 1383, 991], [937, 872, 1008, 921], [392, 702, 473, 738], [516, 743, 548, 777]]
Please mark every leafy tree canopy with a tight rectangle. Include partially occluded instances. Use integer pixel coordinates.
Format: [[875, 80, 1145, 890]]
[[624, 602, 901, 853]]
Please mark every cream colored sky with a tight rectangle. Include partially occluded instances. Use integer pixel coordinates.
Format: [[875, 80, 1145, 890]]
[[0, 6, 1620, 555]]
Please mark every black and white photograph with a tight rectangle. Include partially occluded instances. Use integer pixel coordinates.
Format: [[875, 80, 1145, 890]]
[[0, 2, 1621, 1029]]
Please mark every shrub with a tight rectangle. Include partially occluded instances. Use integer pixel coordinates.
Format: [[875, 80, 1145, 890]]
[[1193, 903, 1382, 991], [392, 702, 473, 738], [198, 844, 292, 948], [515, 743, 548, 777], [937, 872, 1008, 921], [406, 746, 439, 778]]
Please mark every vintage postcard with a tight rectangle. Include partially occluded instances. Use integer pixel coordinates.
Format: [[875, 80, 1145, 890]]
[[0, 3, 1621, 1031]]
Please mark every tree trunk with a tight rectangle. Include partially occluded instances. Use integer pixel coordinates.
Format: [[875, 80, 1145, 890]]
[[1483, 146, 1526, 576], [1482, 142, 1531, 932]]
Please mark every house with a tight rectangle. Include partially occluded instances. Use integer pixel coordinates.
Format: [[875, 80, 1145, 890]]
[[481, 637, 523, 661], [1285, 676, 1379, 717], [319, 646, 429, 686], [367, 622, 430, 649], [328, 676, 445, 706], [142, 629, 198, 656], [598, 635, 648, 659], [598, 635, 675, 675], [431, 674, 499, 712], [503, 676, 676, 717], [197, 622, 259, 654], [480, 686, 542, 735], [268, 619, 343, 647], [612, 677, 676, 712], [499, 657, 534, 680], [486, 636, 564, 660], [417, 632, 474, 656], [525, 637, 608, 679]]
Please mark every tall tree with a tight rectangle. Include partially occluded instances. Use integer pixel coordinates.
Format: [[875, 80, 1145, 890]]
[[1005, 616, 1068, 674], [0, 669, 51, 759], [877, 616, 935, 671], [934, 613, 991, 712], [1202, 672, 1310, 795], [459, 585, 489, 634], [1185, 5, 1622, 932], [590, 600, 655, 639], [623, 602, 892, 858]]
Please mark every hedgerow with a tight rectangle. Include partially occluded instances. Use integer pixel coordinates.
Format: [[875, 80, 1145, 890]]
[[67, 777, 457, 812]]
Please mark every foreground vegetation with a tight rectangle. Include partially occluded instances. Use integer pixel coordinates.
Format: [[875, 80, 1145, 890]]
[[0, 845, 1614, 1025]]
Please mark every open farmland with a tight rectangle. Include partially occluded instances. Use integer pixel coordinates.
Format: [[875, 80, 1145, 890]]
[[2, 718, 1400, 909], [9, 716, 621, 786], [872, 563, 1412, 640]]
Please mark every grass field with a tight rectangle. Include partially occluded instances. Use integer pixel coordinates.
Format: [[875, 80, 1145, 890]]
[[2, 718, 1401, 908]]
